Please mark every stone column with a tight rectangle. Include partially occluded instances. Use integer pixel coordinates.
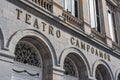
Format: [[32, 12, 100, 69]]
[[53, 67, 64, 80], [101, 0, 113, 47], [82, 0, 91, 35], [115, 8, 120, 46], [0, 51, 14, 80]]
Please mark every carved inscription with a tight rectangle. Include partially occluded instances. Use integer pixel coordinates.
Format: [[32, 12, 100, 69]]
[[70, 37, 111, 61], [16, 9, 61, 38]]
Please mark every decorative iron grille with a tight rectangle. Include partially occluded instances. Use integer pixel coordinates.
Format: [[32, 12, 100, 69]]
[[14, 41, 41, 67], [64, 57, 78, 77], [96, 69, 103, 80]]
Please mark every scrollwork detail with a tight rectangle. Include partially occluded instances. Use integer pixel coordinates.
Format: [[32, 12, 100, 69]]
[[64, 57, 78, 77], [12, 69, 39, 76], [14, 41, 41, 67]]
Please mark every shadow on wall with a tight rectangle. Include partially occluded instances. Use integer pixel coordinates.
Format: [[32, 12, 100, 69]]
[[0, 28, 4, 49]]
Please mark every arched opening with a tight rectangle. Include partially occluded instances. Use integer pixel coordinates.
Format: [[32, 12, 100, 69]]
[[12, 37, 53, 80], [118, 73, 120, 80], [0, 28, 4, 48], [95, 64, 112, 80], [64, 53, 88, 80]]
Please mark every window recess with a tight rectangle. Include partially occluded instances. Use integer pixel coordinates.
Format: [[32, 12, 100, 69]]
[[107, 2, 118, 43]]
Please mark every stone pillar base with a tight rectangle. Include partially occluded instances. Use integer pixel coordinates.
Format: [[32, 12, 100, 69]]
[[53, 67, 64, 80]]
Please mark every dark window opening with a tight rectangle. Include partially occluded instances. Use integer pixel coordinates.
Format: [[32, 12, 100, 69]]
[[112, 12, 118, 43], [95, 0, 101, 32], [75, 0, 78, 17]]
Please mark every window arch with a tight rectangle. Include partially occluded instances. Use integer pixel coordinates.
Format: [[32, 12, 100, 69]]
[[118, 73, 120, 80], [14, 41, 42, 67], [12, 36, 53, 80], [0, 28, 4, 49], [63, 53, 89, 80], [95, 64, 112, 80], [12, 40, 42, 80], [64, 57, 78, 77], [96, 68, 103, 80]]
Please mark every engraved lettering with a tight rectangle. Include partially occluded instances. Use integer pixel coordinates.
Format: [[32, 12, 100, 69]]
[[87, 45, 90, 52], [33, 18, 39, 28], [25, 14, 31, 24], [104, 53, 107, 59], [99, 51, 103, 58], [69, 36, 111, 62], [76, 40, 80, 48], [71, 37, 75, 45], [56, 30, 61, 38], [49, 25, 54, 35], [41, 22, 47, 31], [81, 42, 85, 50], [91, 47, 94, 54], [108, 55, 111, 61], [16, 9, 22, 20], [95, 49, 98, 56]]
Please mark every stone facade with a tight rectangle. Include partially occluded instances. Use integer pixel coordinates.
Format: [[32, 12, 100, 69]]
[[0, 0, 120, 80]]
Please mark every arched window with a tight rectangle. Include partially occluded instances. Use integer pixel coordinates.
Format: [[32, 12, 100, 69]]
[[64, 57, 78, 77], [118, 73, 120, 80], [96, 68, 103, 80], [14, 41, 41, 67], [0, 28, 4, 49], [63, 53, 89, 80], [62, 0, 79, 17], [95, 64, 112, 80], [12, 41, 42, 80]]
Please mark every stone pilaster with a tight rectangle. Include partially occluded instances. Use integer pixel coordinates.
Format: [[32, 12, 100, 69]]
[[53, 67, 64, 80], [82, 0, 91, 35], [101, 0, 113, 47]]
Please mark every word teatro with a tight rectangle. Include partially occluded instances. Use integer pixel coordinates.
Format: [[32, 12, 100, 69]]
[[16, 9, 61, 38]]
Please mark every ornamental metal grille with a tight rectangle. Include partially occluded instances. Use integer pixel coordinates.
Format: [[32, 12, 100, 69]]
[[64, 57, 78, 77], [118, 74, 120, 80], [14, 41, 41, 67], [96, 69, 103, 80]]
